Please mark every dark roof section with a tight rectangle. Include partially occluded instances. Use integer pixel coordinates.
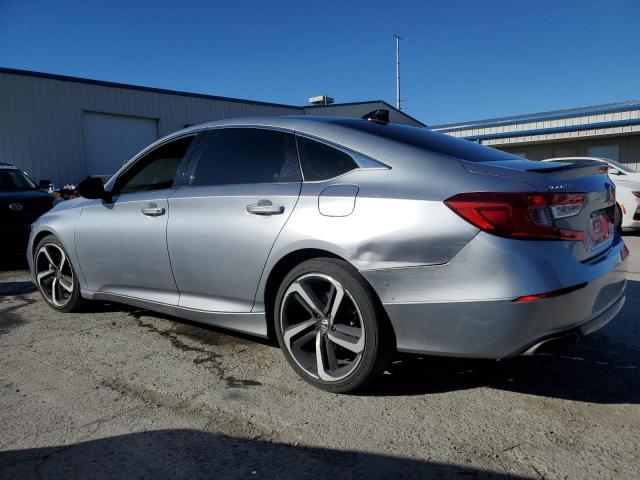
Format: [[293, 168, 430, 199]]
[[0, 67, 425, 126], [432, 99, 640, 132]]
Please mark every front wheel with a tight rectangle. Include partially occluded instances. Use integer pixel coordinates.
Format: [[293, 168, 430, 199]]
[[274, 258, 392, 393], [34, 235, 85, 312]]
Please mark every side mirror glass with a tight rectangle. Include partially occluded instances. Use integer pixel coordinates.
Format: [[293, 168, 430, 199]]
[[78, 177, 108, 200]]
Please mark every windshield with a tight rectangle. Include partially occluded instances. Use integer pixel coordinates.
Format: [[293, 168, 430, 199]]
[[0, 168, 39, 191], [607, 159, 636, 173]]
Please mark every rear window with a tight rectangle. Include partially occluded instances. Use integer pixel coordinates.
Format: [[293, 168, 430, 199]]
[[332, 119, 519, 162]]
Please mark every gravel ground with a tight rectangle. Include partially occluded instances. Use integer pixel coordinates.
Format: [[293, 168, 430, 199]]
[[0, 235, 638, 479]]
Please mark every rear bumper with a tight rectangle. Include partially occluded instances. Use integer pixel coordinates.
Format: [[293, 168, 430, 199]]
[[520, 293, 624, 355], [363, 233, 628, 359]]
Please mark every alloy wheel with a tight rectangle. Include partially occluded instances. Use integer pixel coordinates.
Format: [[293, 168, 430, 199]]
[[35, 243, 74, 307], [280, 273, 365, 382]]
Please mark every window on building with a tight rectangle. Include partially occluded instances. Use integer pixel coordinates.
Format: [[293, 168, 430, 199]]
[[296, 136, 358, 181], [588, 145, 620, 162], [190, 128, 301, 186], [114, 135, 195, 194]]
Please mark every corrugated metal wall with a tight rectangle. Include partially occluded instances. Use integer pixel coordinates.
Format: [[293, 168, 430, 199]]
[[436, 108, 640, 143], [498, 135, 640, 171], [0, 71, 299, 184]]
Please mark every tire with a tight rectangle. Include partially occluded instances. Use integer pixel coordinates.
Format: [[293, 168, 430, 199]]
[[34, 234, 86, 312], [274, 258, 392, 393]]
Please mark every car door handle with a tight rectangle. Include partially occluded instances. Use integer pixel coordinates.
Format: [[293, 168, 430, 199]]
[[141, 206, 166, 216], [246, 202, 285, 216]]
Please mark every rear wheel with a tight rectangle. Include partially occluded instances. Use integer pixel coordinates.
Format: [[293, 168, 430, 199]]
[[274, 258, 391, 393], [34, 235, 85, 312]]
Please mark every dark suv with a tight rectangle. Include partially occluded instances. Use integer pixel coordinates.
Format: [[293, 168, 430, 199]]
[[0, 163, 57, 255]]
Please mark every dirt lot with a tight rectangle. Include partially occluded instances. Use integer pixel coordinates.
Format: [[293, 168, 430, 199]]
[[0, 236, 639, 479]]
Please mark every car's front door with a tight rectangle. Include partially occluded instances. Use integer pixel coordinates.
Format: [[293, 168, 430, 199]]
[[167, 127, 302, 312], [75, 134, 198, 304]]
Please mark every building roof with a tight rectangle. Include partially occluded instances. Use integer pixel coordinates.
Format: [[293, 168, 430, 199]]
[[432, 99, 640, 132], [0, 67, 425, 127]]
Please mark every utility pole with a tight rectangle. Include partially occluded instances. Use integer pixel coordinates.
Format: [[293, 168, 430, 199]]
[[393, 34, 403, 110]]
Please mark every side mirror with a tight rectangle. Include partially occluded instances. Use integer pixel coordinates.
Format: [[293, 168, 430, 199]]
[[39, 179, 53, 191], [608, 167, 621, 176], [78, 177, 110, 200]]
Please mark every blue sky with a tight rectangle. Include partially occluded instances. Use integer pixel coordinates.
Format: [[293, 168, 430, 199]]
[[1, 0, 638, 125]]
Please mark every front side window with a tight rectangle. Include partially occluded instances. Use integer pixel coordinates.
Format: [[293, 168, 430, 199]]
[[114, 135, 195, 194], [296, 136, 357, 181], [190, 128, 301, 186]]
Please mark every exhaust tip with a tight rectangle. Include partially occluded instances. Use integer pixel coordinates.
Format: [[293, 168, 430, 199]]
[[522, 331, 582, 356]]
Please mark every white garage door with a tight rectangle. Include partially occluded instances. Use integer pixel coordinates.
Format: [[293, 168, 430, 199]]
[[82, 112, 158, 177]]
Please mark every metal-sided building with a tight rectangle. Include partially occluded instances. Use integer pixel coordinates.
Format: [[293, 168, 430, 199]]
[[0, 67, 424, 185], [432, 101, 640, 170]]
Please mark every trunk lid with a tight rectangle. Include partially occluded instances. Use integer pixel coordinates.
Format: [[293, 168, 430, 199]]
[[462, 158, 616, 261]]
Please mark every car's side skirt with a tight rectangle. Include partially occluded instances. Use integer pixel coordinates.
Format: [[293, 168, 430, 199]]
[[81, 290, 269, 338]]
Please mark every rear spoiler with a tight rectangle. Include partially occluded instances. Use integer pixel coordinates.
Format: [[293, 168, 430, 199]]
[[526, 160, 608, 175]]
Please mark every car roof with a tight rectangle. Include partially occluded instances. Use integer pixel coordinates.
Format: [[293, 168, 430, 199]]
[[175, 115, 387, 137], [0, 162, 17, 169]]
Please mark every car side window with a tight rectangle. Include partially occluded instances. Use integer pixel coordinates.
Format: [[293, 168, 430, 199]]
[[296, 136, 357, 181], [190, 128, 301, 186], [113, 135, 195, 194]]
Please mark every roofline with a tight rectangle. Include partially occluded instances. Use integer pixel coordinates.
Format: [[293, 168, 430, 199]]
[[0, 66, 303, 110], [432, 99, 640, 132], [0, 67, 426, 126]]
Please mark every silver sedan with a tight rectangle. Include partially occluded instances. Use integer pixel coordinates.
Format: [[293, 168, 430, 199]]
[[28, 112, 629, 392]]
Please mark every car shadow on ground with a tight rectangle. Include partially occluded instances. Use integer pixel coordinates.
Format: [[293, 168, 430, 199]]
[[0, 429, 525, 479]]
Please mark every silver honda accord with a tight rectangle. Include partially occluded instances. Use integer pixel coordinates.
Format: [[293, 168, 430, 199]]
[[27, 112, 629, 392]]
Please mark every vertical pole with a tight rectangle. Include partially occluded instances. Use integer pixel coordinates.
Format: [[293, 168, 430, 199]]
[[394, 34, 402, 110]]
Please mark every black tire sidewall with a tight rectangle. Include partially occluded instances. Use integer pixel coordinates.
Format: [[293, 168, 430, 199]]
[[34, 234, 84, 312], [274, 258, 387, 393]]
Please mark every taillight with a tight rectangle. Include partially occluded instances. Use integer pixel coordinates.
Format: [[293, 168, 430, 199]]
[[444, 192, 586, 241]]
